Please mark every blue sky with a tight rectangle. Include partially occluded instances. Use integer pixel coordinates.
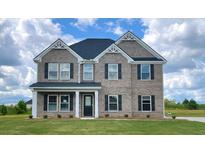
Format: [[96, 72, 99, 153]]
[[0, 18, 205, 104]]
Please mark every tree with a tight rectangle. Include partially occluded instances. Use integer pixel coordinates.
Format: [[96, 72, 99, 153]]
[[15, 100, 27, 114], [182, 99, 189, 105], [0, 105, 7, 115], [188, 99, 198, 110]]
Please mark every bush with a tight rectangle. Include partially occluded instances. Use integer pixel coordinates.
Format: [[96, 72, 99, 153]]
[[172, 115, 176, 119], [43, 115, 48, 119], [57, 114, 62, 118], [0, 105, 7, 115], [15, 100, 27, 114], [188, 99, 198, 110], [29, 115, 33, 119]]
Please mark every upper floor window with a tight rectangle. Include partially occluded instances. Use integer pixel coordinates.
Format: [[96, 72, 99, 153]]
[[48, 63, 58, 80], [60, 63, 70, 80], [108, 64, 118, 80], [141, 64, 150, 80], [83, 64, 93, 80], [141, 95, 151, 112]]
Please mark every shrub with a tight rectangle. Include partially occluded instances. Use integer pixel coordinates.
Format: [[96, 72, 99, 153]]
[[146, 115, 150, 118], [0, 105, 7, 115], [188, 99, 198, 110], [29, 115, 33, 119], [57, 114, 62, 118], [172, 115, 176, 119], [15, 100, 27, 114], [43, 115, 48, 119]]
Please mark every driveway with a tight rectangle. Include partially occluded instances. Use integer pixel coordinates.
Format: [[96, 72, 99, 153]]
[[176, 117, 205, 123]]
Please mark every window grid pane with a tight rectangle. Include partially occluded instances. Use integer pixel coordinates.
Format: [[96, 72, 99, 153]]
[[109, 96, 118, 111], [48, 63, 58, 80], [108, 64, 118, 80], [141, 64, 150, 80], [60, 95, 69, 111], [60, 63, 70, 80], [48, 96, 57, 111], [142, 96, 151, 111], [83, 64, 93, 80]]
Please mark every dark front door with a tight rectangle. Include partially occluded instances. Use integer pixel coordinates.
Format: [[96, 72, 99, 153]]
[[84, 95, 93, 116]]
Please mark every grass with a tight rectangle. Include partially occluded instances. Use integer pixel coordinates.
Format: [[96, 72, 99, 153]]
[[166, 109, 205, 117], [0, 115, 205, 135]]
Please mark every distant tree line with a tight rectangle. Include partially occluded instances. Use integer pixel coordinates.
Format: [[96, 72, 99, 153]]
[[0, 100, 30, 116], [165, 98, 205, 110]]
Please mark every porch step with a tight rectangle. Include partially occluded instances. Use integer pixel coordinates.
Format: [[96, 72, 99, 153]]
[[80, 117, 95, 120]]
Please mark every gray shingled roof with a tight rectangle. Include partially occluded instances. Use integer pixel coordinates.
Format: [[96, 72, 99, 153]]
[[131, 57, 163, 61], [30, 82, 101, 88], [69, 39, 115, 59]]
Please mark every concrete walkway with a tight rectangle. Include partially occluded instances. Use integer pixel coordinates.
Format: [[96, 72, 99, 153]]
[[176, 117, 205, 123]]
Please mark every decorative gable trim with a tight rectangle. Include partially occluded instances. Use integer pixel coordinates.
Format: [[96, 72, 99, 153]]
[[34, 39, 83, 63], [115, 31, 167, 63], [94, 43, 134, 63]]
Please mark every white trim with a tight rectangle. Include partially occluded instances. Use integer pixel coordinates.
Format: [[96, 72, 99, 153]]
[[141, 64, 151, 81], [32, 91, 37, 118], [48, 63, 58, 80], [78, 63, 80, 83], [60, 63, 71, 80], [94, 91, 99, 118], [47, 94, 58, 112], [32, 89, 99, 92], [83, 63, 93, 81], [108, 64, 118, 80], [94, 43, 133, 63], [115, 31, 167, 63], [75, 91, 80, 118], [141, 95, 152, 112], [34, 39, 83, 63], [130, 61, 166, 64], [108, 95, 119, 112], [31, 86, 101, 90], [59, 94, 70, 112]]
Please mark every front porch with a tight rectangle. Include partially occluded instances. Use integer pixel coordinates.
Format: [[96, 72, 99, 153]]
[[30, 82, 101, 118]]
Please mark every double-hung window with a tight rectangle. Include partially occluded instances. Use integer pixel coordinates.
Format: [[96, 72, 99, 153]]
[[48, 95, 57, 112], [60, 63, 70, 80], [108, 95, 118, 111], [60, 95, 70, 112], [48, 63, 58, 80], [142, 96, 151, 112], [108, 64, 118, 80], [141, 64, 150, 80], [83, 64, 93, 80]]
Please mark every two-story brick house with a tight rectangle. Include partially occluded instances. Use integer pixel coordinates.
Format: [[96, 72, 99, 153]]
[[30, 31, 167, 119]]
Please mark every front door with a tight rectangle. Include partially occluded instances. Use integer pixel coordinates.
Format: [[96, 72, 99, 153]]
[[84, 95, 93, 116]]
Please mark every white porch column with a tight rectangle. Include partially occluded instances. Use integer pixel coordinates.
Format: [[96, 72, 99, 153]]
[[75, 91, 80, 118], [32, 91, 37, 118], [94, 90, 99, 118]]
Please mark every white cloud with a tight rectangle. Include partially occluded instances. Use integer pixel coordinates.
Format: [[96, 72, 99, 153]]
[[0, 19, 78, 103], [71, 18, 97, 31], [112, 26, 126, 36], [142, 19, 205, 102]]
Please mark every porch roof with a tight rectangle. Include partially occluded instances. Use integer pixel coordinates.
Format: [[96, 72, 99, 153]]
[[29, 82, 101, 90]]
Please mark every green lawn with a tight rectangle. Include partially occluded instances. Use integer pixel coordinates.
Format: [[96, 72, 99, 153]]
[[166, 109, 205, 117], [0, 115, 205, 135]]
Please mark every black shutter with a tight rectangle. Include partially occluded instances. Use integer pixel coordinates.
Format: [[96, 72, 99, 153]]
[[70, 93, 73, 111], [138, 95, 141, 111], [151, 95, 155, 111], [44, 94, 48, 111], [105, 95, 108, 111], [137, 64, 141, 80], [70, 63, 74, 79], [105, 64, 108, 79], [118, 95, 122, 111], [151, 64, 154, 80], [45, 63, 48, 79], [118, 64, 122, 79]]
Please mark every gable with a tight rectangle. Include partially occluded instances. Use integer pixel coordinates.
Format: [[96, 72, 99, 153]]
[[34, 39, 83, 63], [116, 31, 167, 62], [94, 43, 133, 63]]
